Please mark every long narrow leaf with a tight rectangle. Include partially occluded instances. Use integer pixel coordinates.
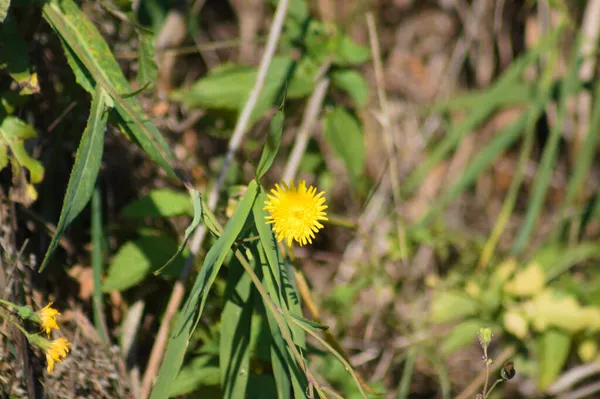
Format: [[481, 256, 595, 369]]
[[221, 255, 254, 398], [150, 180, 258, 399], [512, 39, 583, 254], [42, 0, 177, 178], [39, 86, 109, 271]]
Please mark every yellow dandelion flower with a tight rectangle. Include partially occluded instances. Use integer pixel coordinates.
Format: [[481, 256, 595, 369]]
[[38, 302, 61, 337], [264, 180, 328, 246], [45, 337, 70, 373]]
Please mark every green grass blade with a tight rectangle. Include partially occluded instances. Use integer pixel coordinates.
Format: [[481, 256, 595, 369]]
[[557, 67, 600, 236], [91, 186, 108, 344], [402, 26, 563, 197], [256, 103, 285, 180], [254, 246, 292, 399], [38, 85, 109, 272], [42, 0, 177, 178], [396, 348, 417, 399], [150, 180, 258, 399], [253, 193, 307, 398], [413, 109, 531, 228], [221, 255, 254, 398], [512, 42, 582, 254], [478, 103, 541, 269]]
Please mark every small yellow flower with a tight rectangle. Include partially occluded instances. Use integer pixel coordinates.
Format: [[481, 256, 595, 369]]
[[38, 302, 61, 337], [45, 337, 70, 373], [264, 180, 328, 246]]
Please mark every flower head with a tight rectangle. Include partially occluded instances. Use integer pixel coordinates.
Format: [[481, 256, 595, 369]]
[[264, 180, 328, 246], [45, 337, 70, 373], [37, 302, 61, 337]]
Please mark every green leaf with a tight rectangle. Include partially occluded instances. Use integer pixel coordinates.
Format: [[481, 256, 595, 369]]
[[0, 13, 39, 94], [430, 291, 480, 323], [254, 193, 307, 398], [122, 188, 194, 219], [220, 256, 254, 399], [0, 0, 9, 23], [334, 34, 371, 66], [169, 355, 221, 397], [537, 329, 571, 390], [401, 26, 564, 197], [512, 37, 582, 254], [255, 102, 284, 180], [42, 0, 177, 178], [322, 106, 364, 182], [171, 56, 307, 123], [137, 31, 157, 88], [397, 348, 417, 399], [288, 313, 329, 331], [154, 189, 203, 275], [331, 69, 368, 108], [91, 187, 108, 345], [150, 180, 259, 399], [103, 234, 187, 292], [0, 115, 44, 203], [530, 242, 600, 281], [441, 319, 485, 355], [38, 86, 109, 272]]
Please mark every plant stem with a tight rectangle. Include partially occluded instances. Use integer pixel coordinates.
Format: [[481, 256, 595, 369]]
[[484, 379, 504, 398], [482, 347, 490, 396], [0, 298, 17, 309]]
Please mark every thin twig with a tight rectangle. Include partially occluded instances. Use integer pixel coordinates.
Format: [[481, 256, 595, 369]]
[[366, 12, 408, 264], [139, 1, 290, 397]]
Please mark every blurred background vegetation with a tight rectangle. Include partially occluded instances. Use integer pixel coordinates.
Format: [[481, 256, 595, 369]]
[[2, 0, 600, 398]]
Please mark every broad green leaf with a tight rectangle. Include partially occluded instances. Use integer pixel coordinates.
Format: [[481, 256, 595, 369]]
[[267, 0, 307, 21], [42, 0, 177, 178], [441, 319, 485, 355], [537, 329, 571, 390], [0, 14, 39, 94], [531, 242, 600, 281], [246, 373, 279, 399], [137, 31, 157, 88], [220, 256, 254, 399], [38, 86, 108, 272], [0, 115, 44, 204], [430, 291, 480, 323], [322, 106, 364, 182], [154, 189, 203, 275], [331, 69, 368, 108], [171, 56, 309, 123], [504, 262, 545, 297], [150, 180, 259, 399], [255, 103, 284, 180], [169, 355, 221, 397], [103, 234, 187, 292], [0, 0, 9, 22], [334, 34, 371, 66], [122, 188, 193, 219]]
